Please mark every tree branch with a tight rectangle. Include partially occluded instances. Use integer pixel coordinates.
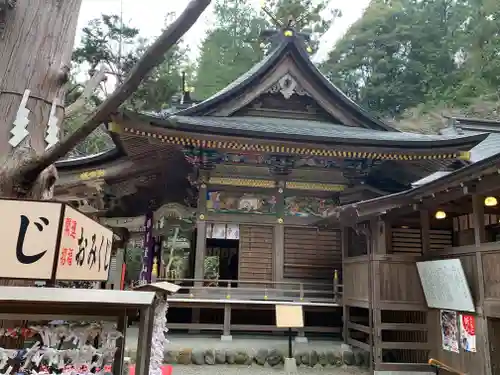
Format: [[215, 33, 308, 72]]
[[19, 0, 211, 185], [65, 65, 107, 118]]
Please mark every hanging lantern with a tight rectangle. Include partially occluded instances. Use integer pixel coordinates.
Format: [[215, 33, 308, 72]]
[[435, 210, 446, 220], [484, 196, 498, 207]]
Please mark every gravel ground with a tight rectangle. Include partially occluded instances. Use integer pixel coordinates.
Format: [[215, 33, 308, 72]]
[[168, 365, 368, 375]]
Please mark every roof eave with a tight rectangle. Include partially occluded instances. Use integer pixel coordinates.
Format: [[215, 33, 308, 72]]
[[132, 112, 488, 150], [172, 43, 288, 117], [55, 130, 126, 170], [289, 38, 394, 132], [322, 148, 500, 226]]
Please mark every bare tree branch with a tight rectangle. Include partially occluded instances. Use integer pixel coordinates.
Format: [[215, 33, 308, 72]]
[[65, 65, 107, 118], [18, 0, 211, 187]]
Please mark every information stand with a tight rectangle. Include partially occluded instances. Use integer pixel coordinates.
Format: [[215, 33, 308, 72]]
[[275, 304, 304, 374]]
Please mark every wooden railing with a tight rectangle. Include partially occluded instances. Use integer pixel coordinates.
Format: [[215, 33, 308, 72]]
[[149, 278, 343, 304], [429, 358, 466, 375]]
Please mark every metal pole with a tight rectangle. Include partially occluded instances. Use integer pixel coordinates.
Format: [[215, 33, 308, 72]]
[[288, 327, 292, 358]]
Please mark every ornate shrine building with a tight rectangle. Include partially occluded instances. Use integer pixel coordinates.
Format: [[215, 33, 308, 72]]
[[54, 29, 486, 338]]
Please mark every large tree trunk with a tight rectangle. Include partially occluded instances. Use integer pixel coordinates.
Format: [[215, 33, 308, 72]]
[[0, 0, 82, 348], [0, 0, 82, 154]]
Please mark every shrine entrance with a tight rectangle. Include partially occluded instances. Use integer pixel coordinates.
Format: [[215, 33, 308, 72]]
[[203, 223, 240, 286], [205, 237, 239, 287]]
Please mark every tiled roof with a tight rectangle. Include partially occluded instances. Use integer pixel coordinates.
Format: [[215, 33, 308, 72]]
[[167, 115, 487, 147]]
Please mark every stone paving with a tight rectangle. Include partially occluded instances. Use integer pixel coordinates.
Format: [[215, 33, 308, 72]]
[[125, 327, 370, 368], [125, 327, 343, 353], [166, 364, 368, 375]]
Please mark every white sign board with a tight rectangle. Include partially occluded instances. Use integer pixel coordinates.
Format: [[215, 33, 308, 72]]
[[0, 200, 62, 280], [416, 259, 475, 312], [0, 199, 114, 281], [56, 206, 114, 281], [275, 305, 304, 328]]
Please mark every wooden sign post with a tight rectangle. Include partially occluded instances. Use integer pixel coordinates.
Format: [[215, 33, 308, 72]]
[[275, 304, 304, 373]]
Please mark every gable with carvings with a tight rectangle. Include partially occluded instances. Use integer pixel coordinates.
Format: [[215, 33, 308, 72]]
[[233, 72, 344, 123]]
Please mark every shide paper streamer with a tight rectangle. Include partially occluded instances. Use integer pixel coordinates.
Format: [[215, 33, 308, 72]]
[[0, 323, 122, 375], [150, 296, 168, 375]]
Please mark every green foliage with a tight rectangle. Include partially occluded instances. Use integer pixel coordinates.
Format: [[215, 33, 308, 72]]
[[67, 13, 192, 156], [320, 0, 500, 126], [204, 256, 220, 285], [72, 14, 140, 76], [195, 0, 268, 99], [268, 0, 339, 43]]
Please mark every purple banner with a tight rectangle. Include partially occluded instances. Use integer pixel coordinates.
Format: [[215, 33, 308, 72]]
[[139, 211, 154, 283]]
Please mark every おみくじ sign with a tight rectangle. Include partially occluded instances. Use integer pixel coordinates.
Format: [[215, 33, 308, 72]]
[[0, 199, 113, 282]]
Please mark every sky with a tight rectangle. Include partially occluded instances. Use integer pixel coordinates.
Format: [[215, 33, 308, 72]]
[[76, 0, 370, 63]]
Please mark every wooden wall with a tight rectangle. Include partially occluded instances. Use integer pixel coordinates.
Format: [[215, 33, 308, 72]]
[[343, 258, 369, 307], [378, 256, 426, 307], [391, 227, 453, 254], [424, 241, 500, 375], [427, 309, 486, 374], [283, 227, 341, 282], [489, 318, 500, 375], [239, 225, 273, 281]]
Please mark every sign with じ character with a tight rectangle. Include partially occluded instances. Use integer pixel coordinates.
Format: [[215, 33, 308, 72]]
[[0, 199, 113, 282]]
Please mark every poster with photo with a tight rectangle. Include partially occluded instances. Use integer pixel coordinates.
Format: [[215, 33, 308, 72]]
[[440, 310, 459, 353], [226, 224, 240, 240], [212, 223, 226, 239], [460, 314, 476, 352]]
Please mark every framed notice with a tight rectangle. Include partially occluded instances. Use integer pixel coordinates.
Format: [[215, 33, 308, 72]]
[[416, 259, 475, 312], [206, 223, 213, 239], [226, 224, 240, 240], [212, 224, 226, 239], [275, 305, 304, 328]]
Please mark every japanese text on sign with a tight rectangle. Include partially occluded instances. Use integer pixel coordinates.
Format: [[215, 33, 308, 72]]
[[0, 200, 61, 280], [55, 206, 113, 281]]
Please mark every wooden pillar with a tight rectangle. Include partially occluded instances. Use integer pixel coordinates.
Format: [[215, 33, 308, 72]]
[[273, 181, 285, 284], [370, 218, 387, 370], [420, 210, 430, 255], [192, 180, 208, 330], [472, 194, 492, 375], [341, 226, 349, 343], [194, 182, 208, 285], [221, 303, 232, 341]]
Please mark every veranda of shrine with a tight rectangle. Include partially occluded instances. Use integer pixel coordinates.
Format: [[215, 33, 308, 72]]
[[52, 28, 500, 373]]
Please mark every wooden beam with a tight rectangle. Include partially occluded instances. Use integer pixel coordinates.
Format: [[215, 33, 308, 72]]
[[336, 167, 500, 225], [472, 194, 492, 375], [420, 210, 430, 254]]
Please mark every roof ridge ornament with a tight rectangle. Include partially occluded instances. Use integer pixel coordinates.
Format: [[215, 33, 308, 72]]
[[267, 72, 310, 99], [259, 1, 314, 54]]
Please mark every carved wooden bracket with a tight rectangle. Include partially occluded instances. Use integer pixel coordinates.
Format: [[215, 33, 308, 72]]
[[0, 0, 16, 34]]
